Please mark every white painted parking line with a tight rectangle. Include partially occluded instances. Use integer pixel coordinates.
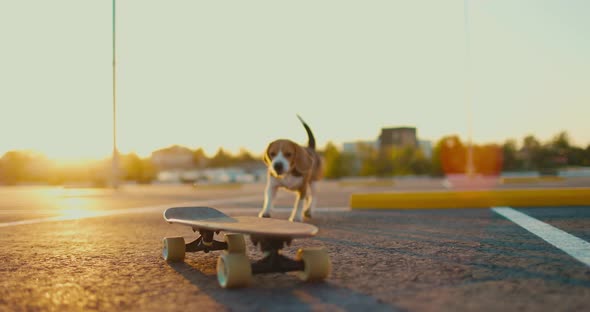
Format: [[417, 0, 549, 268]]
[[492, 206, 590, 267], [0, 195, 261, 228]]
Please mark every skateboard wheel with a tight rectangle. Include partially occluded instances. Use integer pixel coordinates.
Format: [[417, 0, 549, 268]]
[[295, 248, 331, 282], [224, 233, 247, 254], [162, 237, 186, 262], [217, 252, 252, 288]]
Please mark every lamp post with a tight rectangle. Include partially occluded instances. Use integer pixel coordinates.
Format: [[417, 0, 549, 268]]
[[112, 0, 119, 188], [464, 0, 475, 177]]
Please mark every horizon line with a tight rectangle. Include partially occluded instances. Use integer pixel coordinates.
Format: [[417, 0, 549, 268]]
[[1, 130, 588, 162]]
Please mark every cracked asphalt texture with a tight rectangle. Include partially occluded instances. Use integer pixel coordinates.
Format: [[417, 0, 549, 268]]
[[1, 180, 589, 311]]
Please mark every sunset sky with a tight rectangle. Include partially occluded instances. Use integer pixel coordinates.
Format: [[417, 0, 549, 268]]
[[1, 0, 588, 160]]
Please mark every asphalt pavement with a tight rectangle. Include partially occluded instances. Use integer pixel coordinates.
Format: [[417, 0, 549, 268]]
[[0, 181, 589, 311]]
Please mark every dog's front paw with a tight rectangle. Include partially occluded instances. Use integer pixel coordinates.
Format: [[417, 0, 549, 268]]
[[258, 211, 271, 218], [289, 215, 303, 222]]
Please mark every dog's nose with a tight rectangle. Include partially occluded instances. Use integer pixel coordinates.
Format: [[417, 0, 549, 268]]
[[273, 162, 284, 174]]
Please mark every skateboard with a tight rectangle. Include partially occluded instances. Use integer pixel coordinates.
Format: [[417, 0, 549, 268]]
[[162, 206, 331, 288]]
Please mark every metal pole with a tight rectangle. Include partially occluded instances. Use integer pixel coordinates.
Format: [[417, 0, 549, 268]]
[[112, 0, 119, 188], [463, 0, 474, 176]]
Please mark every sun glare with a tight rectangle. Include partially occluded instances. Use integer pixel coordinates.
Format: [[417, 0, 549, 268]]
[[58, 208, 102, 221], [53, 189, 105, 221]]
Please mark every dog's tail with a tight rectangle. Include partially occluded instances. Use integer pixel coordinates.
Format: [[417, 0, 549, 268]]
[[297, 114, 316, 150]]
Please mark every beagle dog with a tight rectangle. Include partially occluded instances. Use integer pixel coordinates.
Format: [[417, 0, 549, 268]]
[[258, 115, 323, 222]]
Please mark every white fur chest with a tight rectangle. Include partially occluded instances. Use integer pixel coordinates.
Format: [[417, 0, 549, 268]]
[[272, 174, 304, 191]]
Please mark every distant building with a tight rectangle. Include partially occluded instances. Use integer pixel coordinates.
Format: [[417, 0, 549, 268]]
[[342, 140, 378, 154], [339, 140, 377, 175], [378, 127, 418, 149], [151, 145, 193, 170], [340, 127, 432, 175], [156, 167, 268, 184], [418, 140, 433, 159]]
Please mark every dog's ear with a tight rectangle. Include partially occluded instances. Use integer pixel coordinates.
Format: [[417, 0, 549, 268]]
[[294, 145, 312, 174], [263, 144, 272, 166]]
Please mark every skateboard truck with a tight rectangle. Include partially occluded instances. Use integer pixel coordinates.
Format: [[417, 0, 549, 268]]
[[185, 233, 304, 273], [186, 230, 227, 253], [250, 236, 304, 274]]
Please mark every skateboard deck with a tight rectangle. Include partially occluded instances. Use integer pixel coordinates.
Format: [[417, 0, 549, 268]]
[[162, 206, 330, 289], [164, 206, 318, 238]]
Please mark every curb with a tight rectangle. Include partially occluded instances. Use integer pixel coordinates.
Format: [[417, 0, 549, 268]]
[[338, 180, 395, 188], [350, 188, 590, 209], [500, 176, 564, 184]]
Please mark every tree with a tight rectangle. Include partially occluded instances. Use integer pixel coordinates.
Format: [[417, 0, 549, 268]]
[[501, 139, 520, 171], [0, 151, 37, 184], [138, 158, 157, 183], [566, 147, 585, 166], [192, 148, 208, 168], [529, 132, 570, 171], [474, 144, 502, 175], [436, 136, 467, 174], [548, 131, 586, 167], [323, 142, 341, 178], [323, 142, 354, 178], [551, 131, 570, 150], [121, 153, 143, 181], [209, 148, 233, 168], [236, 148, 256, 165], [521, 135, 541, 170], [547, 131, 569, 168], [358, 143, 378, 177], [408, 148, 431, 175], [117, 153, 157, 183], [340, 153, 356, 177], [389, 147, 431, 176], [376, 147, 393, 177], [584, 144, 590, 166], [430, 141, 444, 177]]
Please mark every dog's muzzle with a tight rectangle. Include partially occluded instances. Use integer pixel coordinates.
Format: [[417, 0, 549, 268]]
[[273, 162, 284, 175]]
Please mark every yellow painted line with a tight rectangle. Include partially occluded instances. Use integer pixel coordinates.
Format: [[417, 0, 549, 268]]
[[338, 180, 395, 187], [500, 176, 564, 184], [350, 188, 590, 209]]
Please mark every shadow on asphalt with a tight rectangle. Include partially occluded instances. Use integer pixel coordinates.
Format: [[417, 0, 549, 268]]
[[168, 261, 396, 312]]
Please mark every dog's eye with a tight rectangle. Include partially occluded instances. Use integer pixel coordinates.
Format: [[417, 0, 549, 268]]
[[284, 152, 292, 158], [269, 152, 276, 157]]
